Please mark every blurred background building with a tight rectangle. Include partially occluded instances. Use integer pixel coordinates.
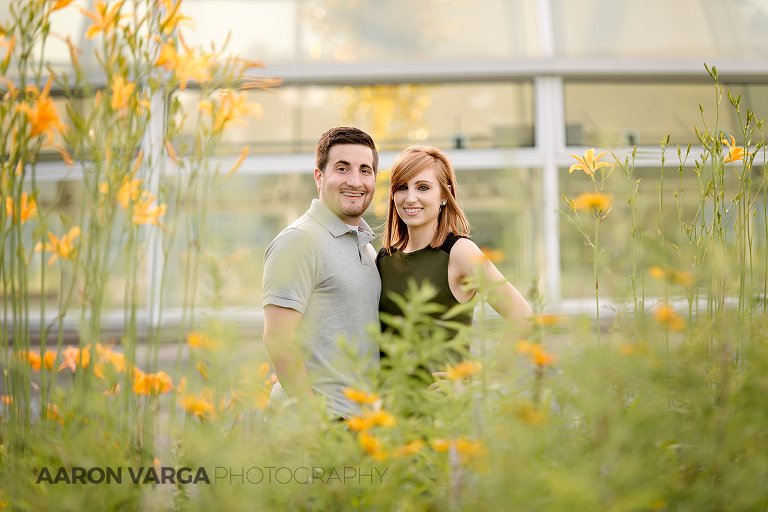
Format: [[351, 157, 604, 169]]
[[6, 0, 768, 328]]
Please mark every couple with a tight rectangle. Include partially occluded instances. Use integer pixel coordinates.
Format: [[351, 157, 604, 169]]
[[262, 127, 532, 423]]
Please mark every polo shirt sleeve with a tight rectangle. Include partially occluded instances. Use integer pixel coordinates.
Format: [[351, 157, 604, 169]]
[[262, 228, 317, 314]]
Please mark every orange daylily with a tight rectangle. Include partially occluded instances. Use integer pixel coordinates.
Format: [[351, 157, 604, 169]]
[[16, 350, 42, 372], [5, 192, 38, 224], [94, 343, 126, 378], [43, 350, 57, 371], [723, 135, 746, 163], [1, 33, 15, 68], [159, 0, 194, 35], [132, 193, 167, 226], [198, 89, 262, 132], [80, 1, 126, 39], [52, 0, 77, 10], [16, 77, 66, 142], [110, 75, 135, 111], [59, 345, 90, 372], [569, 148, 612, 180], [446, 360, 482, 380], [155, 38, 213, 91], [133, 369, 173, 394], [35, 226, 81, 266], [116, 176, 143, 208]]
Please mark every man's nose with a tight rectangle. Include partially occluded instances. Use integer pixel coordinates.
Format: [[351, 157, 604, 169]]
[[346, 169, 363, 187]]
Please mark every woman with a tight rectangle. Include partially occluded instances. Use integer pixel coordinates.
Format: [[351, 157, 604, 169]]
[[377, 145, 533, 369]]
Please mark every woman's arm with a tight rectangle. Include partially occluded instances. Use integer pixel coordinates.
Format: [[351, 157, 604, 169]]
[[449, 238, 534, 344]]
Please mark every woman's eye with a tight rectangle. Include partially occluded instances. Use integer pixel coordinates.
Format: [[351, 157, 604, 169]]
[[397, 185, 407, 191], [419, 185, 429, 191]]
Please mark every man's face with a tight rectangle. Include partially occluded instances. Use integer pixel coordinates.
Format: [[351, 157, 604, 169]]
[[314, 144, 376, 225]]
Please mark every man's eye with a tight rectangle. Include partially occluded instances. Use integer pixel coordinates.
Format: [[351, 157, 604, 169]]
[[337, 166, 348, 172]]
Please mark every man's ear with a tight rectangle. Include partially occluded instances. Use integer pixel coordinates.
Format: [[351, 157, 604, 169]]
[[313, 168, 322, 191]]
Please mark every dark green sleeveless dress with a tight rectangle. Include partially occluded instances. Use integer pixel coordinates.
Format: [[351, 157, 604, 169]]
[[376, 233, 474, 366]]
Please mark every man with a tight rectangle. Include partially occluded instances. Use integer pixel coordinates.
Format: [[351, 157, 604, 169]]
[[262, 127, 380, 423]]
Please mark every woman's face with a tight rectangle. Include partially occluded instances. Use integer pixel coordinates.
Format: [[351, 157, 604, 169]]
[[393, 165, 446, 232]]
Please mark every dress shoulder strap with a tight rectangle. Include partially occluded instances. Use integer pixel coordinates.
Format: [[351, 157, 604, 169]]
[[440, 233, 469, 254]]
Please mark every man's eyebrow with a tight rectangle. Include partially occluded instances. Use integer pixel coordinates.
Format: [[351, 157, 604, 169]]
[[333, 159, 373, 170]]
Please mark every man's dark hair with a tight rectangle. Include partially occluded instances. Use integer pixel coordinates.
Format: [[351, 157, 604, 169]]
[[315, 127, 378, 174]]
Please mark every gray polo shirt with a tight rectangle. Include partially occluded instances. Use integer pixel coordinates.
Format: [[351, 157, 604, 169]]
[[262, 199, 380, 421]]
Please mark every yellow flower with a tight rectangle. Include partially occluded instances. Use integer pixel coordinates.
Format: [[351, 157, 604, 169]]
[[43, 350, 57, 371], [133, 369, 173, 395], [343, 387, 380, 405], [569, 148, 612, 180], [392, 439, 425, 458], [516, 340, 558, 367], [196, 361, 210, 380], [479, 246, 506, 263], [110, 75, 135, 111], [453, 437, 485, 462], [198, 90, 262, 133], [723, 135, 746, 163], [35, 226, 81, 266], [431, 437, 485, 464], [346, 409, 396, 432], [532, 314, 567, 327], [358, 432, 387, 460], [186, 331, 215, 349], [446, 360, 482, 380], [178, 392, 215, 420], [16, 77, 66, 143], [516, 401, 546, 425], [431, 438, 451, 452], [132, 193, 167, 226], [80, 1, 126, 39], [159, 0, 195, 35], [653, 302, 686, 332], [59, 346, 90, 372], [648, 266, 666, 280], [571, 191, 613, 215], [648, 266, 694, 287], [5, 192, 38, 224]]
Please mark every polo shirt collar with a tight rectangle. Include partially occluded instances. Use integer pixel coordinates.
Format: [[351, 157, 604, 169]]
[[307, 199, 375, 246]]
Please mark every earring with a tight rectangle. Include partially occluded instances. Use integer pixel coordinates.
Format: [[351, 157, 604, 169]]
[[441, 200, 447, 206]]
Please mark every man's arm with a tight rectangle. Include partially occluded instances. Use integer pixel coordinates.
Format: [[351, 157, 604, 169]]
[[262, 304, 315, 401]]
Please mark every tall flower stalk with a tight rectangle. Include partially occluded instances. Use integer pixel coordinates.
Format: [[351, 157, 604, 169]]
[[561, 148, 616, 345]]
